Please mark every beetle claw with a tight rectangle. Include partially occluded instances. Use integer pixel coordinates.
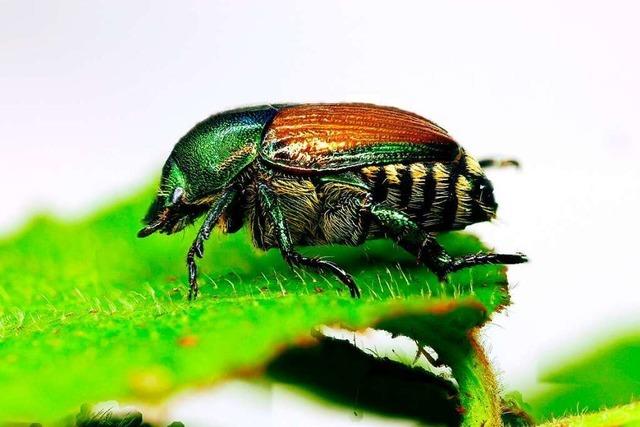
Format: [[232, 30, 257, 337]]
[[345, 277, 361, 298], [432, 266, 451, 283]]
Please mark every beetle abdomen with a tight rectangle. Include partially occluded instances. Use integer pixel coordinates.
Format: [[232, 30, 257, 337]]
[[360, 150, 496, 230]]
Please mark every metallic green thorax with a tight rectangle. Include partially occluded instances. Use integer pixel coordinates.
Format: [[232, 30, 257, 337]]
[[171, 105, 280, 200]]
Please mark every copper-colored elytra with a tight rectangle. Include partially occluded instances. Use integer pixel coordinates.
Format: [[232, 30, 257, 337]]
[[275, 104, 448, 132], [265, 104, 455, 154]]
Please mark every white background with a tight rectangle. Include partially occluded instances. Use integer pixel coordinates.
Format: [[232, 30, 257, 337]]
[[2, 1, 639, 425]]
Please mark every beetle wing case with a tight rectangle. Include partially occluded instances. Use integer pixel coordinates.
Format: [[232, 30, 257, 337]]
[[260, 103, 460, 172]]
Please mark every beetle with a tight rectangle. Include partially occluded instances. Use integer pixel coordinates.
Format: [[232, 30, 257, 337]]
[[138, 103, 527, 299]]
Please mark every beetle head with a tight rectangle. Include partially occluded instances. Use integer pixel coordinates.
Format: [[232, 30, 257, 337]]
[[137, 156, 209, 237], [138, 110, 264, 237]]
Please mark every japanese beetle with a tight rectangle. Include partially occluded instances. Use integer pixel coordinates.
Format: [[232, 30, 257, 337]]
[[138, 103, 526, 299]]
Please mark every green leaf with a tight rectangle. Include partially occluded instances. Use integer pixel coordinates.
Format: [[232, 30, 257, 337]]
[[528, 330, 640, 422], [538, 401, 640, 427], [501, 391, 536, 426], [0, 187, 512, 422]]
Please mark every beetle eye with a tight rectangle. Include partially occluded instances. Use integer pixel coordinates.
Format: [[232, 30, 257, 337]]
[[171, 187, 184, 205]]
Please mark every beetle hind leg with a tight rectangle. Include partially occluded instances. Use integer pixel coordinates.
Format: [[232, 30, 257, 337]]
[[478, 158, 520, 169], [418, 240, 528, 280], [447, 251, 527, 275], [370, 205, 527, 280]]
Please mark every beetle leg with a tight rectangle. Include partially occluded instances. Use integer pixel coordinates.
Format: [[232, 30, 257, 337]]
[[185, 189, 237, 300], [478, 158, 520, 169], [415, 235, 527, 280], [444, 251, 528, 275], [286, 252, 361, 298], [369, 205, 451, 277], [370, 205, 527, 280], [257, 182, 361, 298]]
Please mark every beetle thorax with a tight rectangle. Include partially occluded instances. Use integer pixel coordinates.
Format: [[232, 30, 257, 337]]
[[169, 110, 272, 201]]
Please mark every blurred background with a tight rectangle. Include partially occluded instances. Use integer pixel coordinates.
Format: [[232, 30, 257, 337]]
[[1, 0, 639, 425]]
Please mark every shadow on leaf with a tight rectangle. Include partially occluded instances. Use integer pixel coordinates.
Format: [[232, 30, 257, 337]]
[[266, 336, 461, 427]]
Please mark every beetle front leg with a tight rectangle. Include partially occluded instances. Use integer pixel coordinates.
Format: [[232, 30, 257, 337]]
[[185, 189, 237, 300], [370, 205, 527, 280], [257, 182, 361, 298]]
